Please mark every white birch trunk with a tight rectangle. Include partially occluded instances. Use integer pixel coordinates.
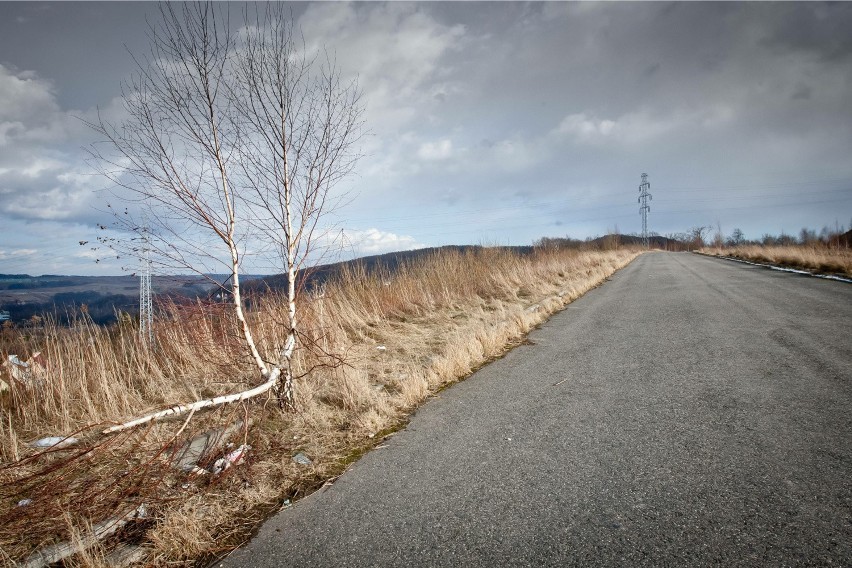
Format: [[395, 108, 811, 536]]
[[275, 84, 298, 411], [102, 368, 280, 434]]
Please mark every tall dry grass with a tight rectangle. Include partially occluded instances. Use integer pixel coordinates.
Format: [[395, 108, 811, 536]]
[[0, 246, 640, 566], [701, 244, 852, 277]]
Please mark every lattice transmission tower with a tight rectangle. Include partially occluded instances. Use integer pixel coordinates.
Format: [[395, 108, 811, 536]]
[[638, 173, 652, 248], [139, 223, 153, 345]]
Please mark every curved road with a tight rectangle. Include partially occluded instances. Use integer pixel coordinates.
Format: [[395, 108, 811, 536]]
[[222, 252, 852, 566]]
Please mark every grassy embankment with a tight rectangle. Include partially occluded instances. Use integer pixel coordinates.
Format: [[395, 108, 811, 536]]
[[0, 246, 640, 566], [700, 245, 852, 278]]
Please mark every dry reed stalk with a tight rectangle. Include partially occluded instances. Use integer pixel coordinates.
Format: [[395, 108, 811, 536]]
[[702, 245, 852, 277], [0, 247, 640, 566]]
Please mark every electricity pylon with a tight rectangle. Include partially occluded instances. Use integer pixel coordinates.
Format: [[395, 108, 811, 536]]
[[139, 223, 153, 345], [638, 173, 652, 248]]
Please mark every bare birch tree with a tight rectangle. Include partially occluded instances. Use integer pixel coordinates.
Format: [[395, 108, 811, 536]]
[[90, 2, 363, 426], [687, 225, 712, 249]]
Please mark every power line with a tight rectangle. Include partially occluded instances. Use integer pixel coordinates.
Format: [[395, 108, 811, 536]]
[[347, 176, 851, 225], [653, 176, 852, 192], [653, 195, 852, 216]]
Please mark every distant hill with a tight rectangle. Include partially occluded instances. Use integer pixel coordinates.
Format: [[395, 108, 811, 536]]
[[241, 245, 535, 295]]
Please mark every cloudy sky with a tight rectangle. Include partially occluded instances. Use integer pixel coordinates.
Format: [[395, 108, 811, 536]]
[[1, 2, 850, 276]]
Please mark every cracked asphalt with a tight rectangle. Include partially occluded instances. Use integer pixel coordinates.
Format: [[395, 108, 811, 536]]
[[221, 252, 852, 567]]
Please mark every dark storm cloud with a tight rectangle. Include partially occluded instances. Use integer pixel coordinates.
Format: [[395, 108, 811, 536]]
[[757, 2, 852, 62], [0, 3, 148, 109]]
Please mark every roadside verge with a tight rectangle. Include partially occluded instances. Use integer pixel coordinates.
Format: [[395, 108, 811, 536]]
[[696, 250, 852, 283]]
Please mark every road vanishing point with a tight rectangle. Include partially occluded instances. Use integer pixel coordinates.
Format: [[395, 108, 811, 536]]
[[222, 252, 852, 567]]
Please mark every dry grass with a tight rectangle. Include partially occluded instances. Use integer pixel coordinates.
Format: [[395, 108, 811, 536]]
[[701, 245, 852, 277], [0, 246, 641, 566]]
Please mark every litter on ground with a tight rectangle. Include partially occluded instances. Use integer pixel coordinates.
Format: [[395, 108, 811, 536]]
[[212, 444, 251, 475], [28, 436, 79, 448], [292, 452, 312, 466]]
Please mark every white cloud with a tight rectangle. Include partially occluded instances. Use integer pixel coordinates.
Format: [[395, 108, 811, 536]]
[[19, 157, 64, 178], [300, 3, 465, 91], [552, 108, 731, 148], [74, 248, 100, 260], [487, 138, 543, 172], [341, 228, 424, 256], [417, 139, 453, 161], [298, 3, 466, 134], [556, 113, 616, 139], [0, 65, 59, 124], [0, 248, 37, 260], [0, 64, 114, 225]]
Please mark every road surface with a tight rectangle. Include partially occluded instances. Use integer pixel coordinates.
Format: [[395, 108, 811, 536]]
[[221, 252, 852, 566]]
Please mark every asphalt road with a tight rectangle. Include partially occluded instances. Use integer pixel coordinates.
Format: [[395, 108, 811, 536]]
[[221, 252, 852, 567]]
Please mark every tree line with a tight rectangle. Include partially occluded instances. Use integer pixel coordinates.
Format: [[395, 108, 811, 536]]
[[534, 221, 851, 252]]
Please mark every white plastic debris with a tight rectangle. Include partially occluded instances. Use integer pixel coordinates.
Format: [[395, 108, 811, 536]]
[[376, 345, 387, 351], [182, 465, 210, 476], [212, 444, 251, 475], [6, 355, 30, 383], [5, 352, 48, 388], [292, 452, 312, 466], [29, 436, 79, 448], [229, 444, 250, 462], [17, 498, 32, 507]]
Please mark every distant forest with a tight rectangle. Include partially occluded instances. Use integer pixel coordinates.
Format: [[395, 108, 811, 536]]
[[0, 274, 212, 325], [0, 276, 82, 291], [2, 290, 142, 325]]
